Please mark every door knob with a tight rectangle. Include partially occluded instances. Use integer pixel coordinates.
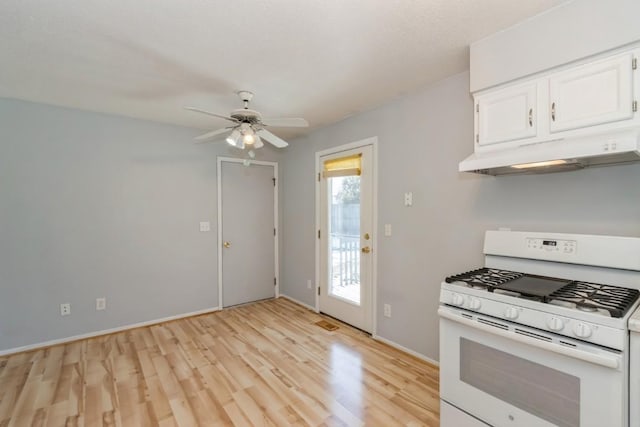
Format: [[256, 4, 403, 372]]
[[361, 246, 371, 253], [223, 241, 232, 248]]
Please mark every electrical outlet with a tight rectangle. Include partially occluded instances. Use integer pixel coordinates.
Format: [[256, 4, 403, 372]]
[[60, 303, 71, 316], [307, 279, 312, 289], [96, 297, 106, 311], [384, 304, 391, 318], [404, 192, 413, 207]]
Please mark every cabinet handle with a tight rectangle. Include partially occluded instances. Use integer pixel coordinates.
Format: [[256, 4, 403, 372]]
[[528, 108, 533, 127], [551, 102, 556, 121]]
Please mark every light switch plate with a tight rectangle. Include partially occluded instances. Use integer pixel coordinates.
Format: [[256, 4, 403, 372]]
[[384, 224, 392, 236], [200, 221, 211, 232]]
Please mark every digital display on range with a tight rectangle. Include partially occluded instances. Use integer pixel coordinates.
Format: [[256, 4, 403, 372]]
[[543, 240, 557, 246]]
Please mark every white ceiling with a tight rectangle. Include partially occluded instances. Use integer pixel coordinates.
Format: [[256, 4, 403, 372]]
[[0, 0, 568, 139]]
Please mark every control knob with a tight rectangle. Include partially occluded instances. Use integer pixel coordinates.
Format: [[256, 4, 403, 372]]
[[573, 322, 593, 338], [504, 306, 519, 320], [469, 298, 482, 311], [547, 316, 564, 332], [451, 293, 465, 307]]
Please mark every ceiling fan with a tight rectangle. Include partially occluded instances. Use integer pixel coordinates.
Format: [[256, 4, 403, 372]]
[[185, 91, 308, 149]]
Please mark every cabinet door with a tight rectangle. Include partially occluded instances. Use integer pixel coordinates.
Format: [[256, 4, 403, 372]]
[[476, 82, 537, 147], [549, 53, 634, 133]]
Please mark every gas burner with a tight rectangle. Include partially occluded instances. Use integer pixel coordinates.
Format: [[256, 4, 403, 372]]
[[549, 299, 575, 309], [577, 305, 598, 312], [549, 282, 640, 318], [549, 299, 611, 317], [493, 289, 520, 297]]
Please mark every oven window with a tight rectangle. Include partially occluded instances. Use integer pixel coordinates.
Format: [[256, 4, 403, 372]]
[[460, 338, 580, 427]]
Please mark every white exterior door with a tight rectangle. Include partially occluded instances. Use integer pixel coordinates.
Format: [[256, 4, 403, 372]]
[[219, 159, 277, 308], [318, 144, 374, 332], [549, 53, 634, 133], [476, 81, 538, 147]]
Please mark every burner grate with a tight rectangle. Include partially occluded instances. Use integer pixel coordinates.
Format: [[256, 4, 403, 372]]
[[549, 282, 640, 318], [445, 268, 524, 288], [445, 268, 640, 318]]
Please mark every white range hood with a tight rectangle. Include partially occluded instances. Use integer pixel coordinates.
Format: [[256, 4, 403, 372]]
[[459, 130, 640, 176]]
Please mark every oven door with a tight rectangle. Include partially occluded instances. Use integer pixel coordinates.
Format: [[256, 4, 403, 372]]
[[439, 306, 626, 427]]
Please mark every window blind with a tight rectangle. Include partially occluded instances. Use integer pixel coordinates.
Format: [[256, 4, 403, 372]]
[[322, 154, 362, 178]]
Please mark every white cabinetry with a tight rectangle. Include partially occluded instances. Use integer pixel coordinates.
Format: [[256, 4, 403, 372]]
[[630, 308, 640, 427], [476, 82, 538, 147], [473, 48, 638, 153], [549, 53, 634, 133]]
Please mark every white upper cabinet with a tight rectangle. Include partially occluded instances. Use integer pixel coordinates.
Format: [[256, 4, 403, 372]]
[[549, 53, 634, 133], [471, 47, 638, 153], [476, 82, 538, 146]]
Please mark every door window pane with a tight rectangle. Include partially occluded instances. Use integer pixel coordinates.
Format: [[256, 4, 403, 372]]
[[328, 175, 360, 305]]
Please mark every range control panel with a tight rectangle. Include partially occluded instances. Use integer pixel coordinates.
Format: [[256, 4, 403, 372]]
[[527, 238, 576, 254]]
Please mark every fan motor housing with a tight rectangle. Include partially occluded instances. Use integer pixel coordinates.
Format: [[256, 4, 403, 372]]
[[230, 108, 262, 124]]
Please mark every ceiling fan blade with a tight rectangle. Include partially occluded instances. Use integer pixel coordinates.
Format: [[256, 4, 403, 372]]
[[261, 117, 309, 127], [258, 129, 289, 148], [185, 107, 239, 123], [194, 127, 233, 142]]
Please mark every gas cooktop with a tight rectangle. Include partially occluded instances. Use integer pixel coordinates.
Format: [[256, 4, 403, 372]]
[[445, 268, 640, 318]]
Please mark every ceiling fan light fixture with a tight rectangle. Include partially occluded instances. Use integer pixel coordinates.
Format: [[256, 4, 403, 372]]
[[243, 132, 255, 145], [226, 129, 243, 148], [240, 123, 255, 145], [187, 91, 304, 148], [253, 134, 263, 149]]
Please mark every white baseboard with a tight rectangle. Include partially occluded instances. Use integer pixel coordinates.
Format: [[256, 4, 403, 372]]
[[0, 306, 220, 357], [279, 294, 318, 312], [373, 334, 439, 367]]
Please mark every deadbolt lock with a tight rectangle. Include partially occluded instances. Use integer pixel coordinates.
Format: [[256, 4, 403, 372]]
[[364, 233, 370, 240]]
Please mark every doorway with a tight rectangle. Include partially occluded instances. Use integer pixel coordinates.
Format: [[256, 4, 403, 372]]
[[218, 158, 278, 308], [316, 139, 377, 332]]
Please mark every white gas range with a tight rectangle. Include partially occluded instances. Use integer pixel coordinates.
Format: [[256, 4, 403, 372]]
[[439, 230, 640, 427]]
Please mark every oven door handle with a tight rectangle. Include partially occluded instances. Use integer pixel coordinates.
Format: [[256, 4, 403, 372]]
[[438, 308, 620, 369]]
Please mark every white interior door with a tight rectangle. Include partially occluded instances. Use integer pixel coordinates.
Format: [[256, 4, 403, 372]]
[[318, 145, 374, 332], [219, 159, 276, 308]]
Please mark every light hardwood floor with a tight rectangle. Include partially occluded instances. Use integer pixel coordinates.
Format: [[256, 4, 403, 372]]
[[0, 298, 440, 426]]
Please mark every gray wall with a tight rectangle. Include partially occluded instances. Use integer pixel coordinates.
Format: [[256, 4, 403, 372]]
[[0, 98, 283, 351], [2, 76, 639, 360], [280, 71, 640, 361]]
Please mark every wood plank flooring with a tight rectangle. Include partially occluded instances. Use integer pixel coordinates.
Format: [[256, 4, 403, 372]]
[[0, 297, 440, 426]]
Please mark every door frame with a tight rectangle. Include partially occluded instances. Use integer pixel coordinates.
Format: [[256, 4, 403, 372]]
[[217, 157, 279, 309], [314, 137, 378, 334]]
